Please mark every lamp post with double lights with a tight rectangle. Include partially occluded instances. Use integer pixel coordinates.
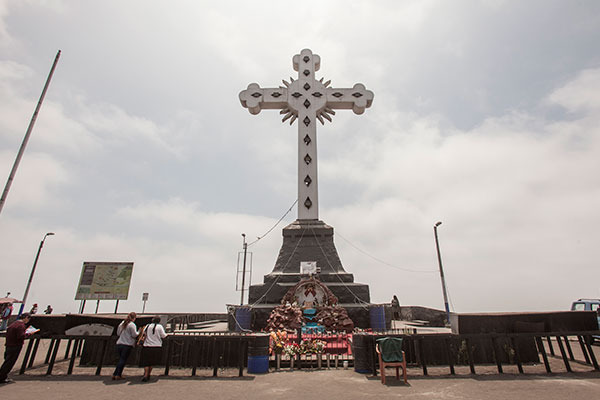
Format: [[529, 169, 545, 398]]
[[433, 222, 451, 326], [19, 232, 54, 316]]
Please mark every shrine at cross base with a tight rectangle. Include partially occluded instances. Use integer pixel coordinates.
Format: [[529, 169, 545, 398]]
[[229, 49, 384, 331]]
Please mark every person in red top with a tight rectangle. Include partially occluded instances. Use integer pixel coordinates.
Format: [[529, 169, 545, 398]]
[[0, 313, 32, 384]]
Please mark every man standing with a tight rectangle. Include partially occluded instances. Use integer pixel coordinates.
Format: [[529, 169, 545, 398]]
[[0, 313, 32, 384], [391, 295, 400, 320]]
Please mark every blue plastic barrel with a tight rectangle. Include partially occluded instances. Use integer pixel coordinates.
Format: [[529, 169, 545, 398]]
[[247, 355, 269, 373], [235, 307, 251, 332], [370, 305, 386, 331]]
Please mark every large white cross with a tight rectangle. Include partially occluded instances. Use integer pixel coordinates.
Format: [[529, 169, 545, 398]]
[[239, 49, 373, 220]]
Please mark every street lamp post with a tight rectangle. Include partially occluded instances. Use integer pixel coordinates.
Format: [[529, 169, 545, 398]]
[[433, 222, 451, 326], [19, 232, 54, 316]]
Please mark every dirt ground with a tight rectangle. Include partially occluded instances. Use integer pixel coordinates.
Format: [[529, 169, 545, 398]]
[[1, 337, 599, 399]]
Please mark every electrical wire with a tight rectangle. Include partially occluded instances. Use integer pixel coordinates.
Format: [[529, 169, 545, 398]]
[[248, 227, 307, 308], [309, 226, 370, 309], [446, 281, 456, 312], [335, 230, 438, 273], [247, 199, 298, 247]]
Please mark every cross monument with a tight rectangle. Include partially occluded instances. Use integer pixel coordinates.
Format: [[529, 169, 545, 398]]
[[239, 49, 374, 220], [240, 50, 373, 314]]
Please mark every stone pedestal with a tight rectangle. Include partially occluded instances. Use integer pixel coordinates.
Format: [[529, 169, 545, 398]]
[[248, 220, 371, 306]]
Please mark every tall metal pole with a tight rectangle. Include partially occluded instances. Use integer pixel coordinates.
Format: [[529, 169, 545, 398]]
[[434, 222, 451, 326], [240, 234, 248, 305], [19, 232, 55, 316], [0, 50, 62, 216]]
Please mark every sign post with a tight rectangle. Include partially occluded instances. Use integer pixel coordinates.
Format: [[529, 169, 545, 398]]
[[142, 292, 149, 314]]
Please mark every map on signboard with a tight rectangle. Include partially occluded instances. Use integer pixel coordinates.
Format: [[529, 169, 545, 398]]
[[75, 261, 134, 300]]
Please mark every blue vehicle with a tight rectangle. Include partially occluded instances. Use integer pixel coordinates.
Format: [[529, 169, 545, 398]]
[[571, 299, 600, 343]]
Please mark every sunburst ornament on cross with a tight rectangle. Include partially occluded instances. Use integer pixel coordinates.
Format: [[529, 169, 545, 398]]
[[239, 49, 374, 220]]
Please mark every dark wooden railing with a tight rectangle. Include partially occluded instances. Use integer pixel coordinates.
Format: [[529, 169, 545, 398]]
[[361, 331, 599, 376], [15, 330, 599, 377], [19, 333, 252, 377]]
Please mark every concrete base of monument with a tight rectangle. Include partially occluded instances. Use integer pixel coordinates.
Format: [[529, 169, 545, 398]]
[[249, 276, 371, 305], [247, 219, 371, 306]]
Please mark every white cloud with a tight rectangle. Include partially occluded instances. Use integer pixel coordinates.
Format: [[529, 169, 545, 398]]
[[0, 151, 69, 210], [547, 68, 600, 112]]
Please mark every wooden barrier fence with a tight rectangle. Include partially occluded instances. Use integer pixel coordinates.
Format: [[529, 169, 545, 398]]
[[15, 330, 599, 377]]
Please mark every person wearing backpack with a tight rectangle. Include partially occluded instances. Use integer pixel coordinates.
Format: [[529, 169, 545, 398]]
[[139, 316, 166, 382], [112, 312, 138, 380]]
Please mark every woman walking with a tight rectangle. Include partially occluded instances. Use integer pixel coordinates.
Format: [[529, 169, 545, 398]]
[[112, 312, 138, 380], [140, 316, 167, 382]]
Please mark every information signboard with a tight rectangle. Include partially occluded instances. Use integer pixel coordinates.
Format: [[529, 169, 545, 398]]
[[75, 261, 134, 300]]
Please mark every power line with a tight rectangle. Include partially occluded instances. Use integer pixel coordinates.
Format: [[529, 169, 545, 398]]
[[247, 199, 298, 247], [335, 230, 437, 274]]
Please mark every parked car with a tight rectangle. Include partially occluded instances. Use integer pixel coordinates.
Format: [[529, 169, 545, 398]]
[[571, 299, 600, 343]]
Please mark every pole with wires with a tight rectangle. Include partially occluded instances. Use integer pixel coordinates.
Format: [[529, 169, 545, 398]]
[[434, 221, 451, 327], [240, 233, 248, 305]]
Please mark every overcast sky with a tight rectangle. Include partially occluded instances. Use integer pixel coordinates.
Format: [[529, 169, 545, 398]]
[[1, 1, 599, 315]]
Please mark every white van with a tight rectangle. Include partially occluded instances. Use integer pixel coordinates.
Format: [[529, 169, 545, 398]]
[[571, 299, 600, 343], [571, 299, 600, 312]]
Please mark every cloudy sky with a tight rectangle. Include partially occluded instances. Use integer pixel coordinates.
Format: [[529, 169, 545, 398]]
[[1, 1, 599, 315]]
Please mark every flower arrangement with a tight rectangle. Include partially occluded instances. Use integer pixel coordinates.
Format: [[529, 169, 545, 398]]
[[270, 330, 288, 355], [283, 342, 300, 357], [300, 338, 326, 354]]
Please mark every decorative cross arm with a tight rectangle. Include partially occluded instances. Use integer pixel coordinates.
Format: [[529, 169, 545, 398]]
[[239, 83, 288, 115]]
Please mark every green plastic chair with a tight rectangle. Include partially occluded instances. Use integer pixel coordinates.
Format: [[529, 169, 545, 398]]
[[376, 337, 407, 384]]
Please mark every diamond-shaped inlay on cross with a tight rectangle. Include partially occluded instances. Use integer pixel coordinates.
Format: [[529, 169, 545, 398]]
[[271, 92, 282, 98], [352, 92, 363, 98], [291, 92, 302, 98], [304, 175, 312, 186], [304, 134, 311, 145], [303, 69, 310, 76], [304, 197, 313, 209], [312, 92, 323, 98], [303, 83, 310, 91], [303, 99, 311, 108], [251, 92, 261, 98], [303, 55, 310, 63], [303, 116, 311, 126], [304, 154, 312, 164], [332, 92, 343, 98]]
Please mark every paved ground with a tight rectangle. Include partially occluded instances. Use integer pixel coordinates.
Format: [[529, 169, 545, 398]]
[[1, 367, 599, 400], [1, 336, 600, 399]]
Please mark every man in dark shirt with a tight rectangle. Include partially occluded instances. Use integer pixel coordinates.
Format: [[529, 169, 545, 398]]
[[0, 313, 31, 384]]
